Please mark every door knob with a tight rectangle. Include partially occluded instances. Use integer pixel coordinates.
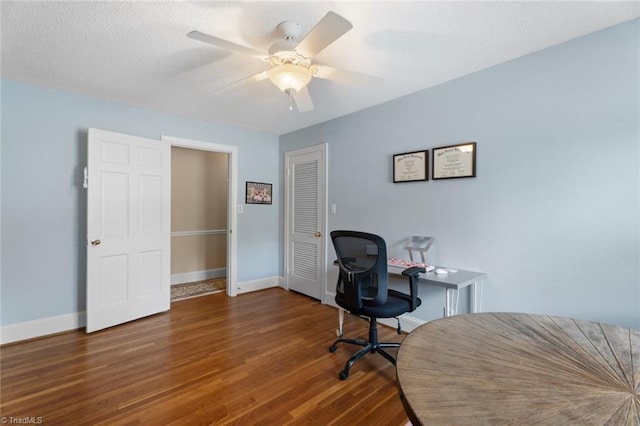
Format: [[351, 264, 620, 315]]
[[91, 239, 101, 246], [314, 232, 322, 238]]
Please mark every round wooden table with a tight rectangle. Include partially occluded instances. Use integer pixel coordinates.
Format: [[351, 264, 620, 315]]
[[396, 312, 639, 425]]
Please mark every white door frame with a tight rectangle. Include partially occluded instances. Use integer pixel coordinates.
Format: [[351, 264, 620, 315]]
[[161, 135, 238, 297], [284, 143, 328, 303]]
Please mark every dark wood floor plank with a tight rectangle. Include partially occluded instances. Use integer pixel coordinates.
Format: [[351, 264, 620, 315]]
[[1, 288, 409, 425]]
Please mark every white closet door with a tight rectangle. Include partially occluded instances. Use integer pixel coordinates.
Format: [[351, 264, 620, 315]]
[[285, 144, 326, 300], [86, 128, 171, 333]]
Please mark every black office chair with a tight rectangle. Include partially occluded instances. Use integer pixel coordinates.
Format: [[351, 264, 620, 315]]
[[329, 230, 425, 380]]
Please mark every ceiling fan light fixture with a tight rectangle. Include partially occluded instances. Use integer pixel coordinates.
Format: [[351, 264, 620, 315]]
[[269, 63, 312, 93]]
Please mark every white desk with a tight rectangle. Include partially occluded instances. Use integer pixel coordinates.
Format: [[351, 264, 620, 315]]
[[335, 266, 486, 337], [389, 266, 486, 317]]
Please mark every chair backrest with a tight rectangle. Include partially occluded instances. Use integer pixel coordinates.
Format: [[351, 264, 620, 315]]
[[331, 230, 388, 312]]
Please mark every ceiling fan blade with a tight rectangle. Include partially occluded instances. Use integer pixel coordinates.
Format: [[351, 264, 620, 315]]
[[295, 11, 353, 59], [187, 31, 266, 60], [293, 86, 314, 112], [313, 64, 384, 84], [213, 71, 269, 94]]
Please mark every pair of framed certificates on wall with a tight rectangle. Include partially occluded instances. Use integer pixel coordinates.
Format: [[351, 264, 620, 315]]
[[392, 142, 476, 183]]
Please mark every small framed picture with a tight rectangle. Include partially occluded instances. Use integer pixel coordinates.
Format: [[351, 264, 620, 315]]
[[393, 150, 429, 183], [432, 142, 476, 180], [246, 181, 272, 205]]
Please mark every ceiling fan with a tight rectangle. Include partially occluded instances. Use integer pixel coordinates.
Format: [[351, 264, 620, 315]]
[[187, 11, 354, 112]]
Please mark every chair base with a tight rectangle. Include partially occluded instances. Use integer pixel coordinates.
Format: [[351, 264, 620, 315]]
[[328, 316, 400, 380]]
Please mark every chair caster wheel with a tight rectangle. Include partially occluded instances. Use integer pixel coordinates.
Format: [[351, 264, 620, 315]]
[[339, 371, 348, 380], [329, 345, 337, 353]]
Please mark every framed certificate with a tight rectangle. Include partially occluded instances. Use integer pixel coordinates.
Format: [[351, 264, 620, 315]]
[[432, 142, 476, 180], [393, 150, 428, 183]]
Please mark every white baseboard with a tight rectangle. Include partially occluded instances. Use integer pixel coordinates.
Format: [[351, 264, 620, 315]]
[[237, 275, 279, 294], [1, 311, 86, 345], [2, 275, 297, 345], [171, 267, 226, 285], [379, 314, 425, 333]]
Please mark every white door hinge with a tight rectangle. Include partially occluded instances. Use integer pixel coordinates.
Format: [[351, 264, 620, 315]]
[[83, 166, 89, 189]]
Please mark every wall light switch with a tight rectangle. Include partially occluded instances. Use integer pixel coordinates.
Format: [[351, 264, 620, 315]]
[[237, 204, 244, 214]]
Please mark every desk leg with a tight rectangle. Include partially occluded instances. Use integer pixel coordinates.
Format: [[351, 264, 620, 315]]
[[445, 289, 460, 317], [470, 280, 484, 313]]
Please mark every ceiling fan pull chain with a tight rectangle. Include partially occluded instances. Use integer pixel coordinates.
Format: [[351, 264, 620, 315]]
[[288, 89, 294, 111]]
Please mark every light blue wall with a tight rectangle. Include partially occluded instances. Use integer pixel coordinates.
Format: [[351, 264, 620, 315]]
[[1, 81, 280, 325], [280, 19, 640, 328]]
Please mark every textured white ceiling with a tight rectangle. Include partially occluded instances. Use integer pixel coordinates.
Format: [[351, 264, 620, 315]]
[[2, 1, 639, 135]]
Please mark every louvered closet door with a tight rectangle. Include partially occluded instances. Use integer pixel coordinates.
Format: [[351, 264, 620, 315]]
[[285, 146, 326, 300]]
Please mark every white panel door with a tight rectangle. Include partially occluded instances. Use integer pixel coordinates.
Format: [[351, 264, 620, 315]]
[[285, 145, 326, 300], [86, 128, 171, 333]]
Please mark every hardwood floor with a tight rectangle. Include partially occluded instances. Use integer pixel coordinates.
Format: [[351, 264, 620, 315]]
[[1, 288, 410, 425]]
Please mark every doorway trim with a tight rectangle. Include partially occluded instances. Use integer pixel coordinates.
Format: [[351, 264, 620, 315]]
[[161, 135, 238, 297]]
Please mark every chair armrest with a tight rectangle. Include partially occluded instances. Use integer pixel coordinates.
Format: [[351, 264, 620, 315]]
[[401, 266, 425, 278], [401, 267, 426, 311]]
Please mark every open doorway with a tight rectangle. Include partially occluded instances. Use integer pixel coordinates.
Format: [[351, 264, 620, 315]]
[[170, 147, 228, 300], [161, 135, 239, 298]]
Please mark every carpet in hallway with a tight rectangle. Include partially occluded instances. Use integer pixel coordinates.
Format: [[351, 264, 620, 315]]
[[171, 278, 226, 301]]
